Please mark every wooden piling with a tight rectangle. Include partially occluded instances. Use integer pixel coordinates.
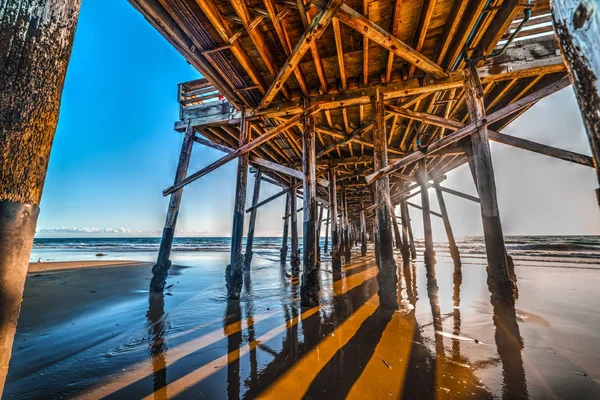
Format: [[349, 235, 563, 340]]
[[324, 206, 330, 253], [360, 201, 367, 256], [329, 170, 342, 271], [551, 0, 600, 206], [401, 200, 418, 260], [399, 199, 411, 263], [372, 87, 398, 309], [280, 192, 291, 264], [290, 184, 301, 271], [391, 204, 403, 251], [226, 111, 250, 300], [0, 1, 81, 393], [343, 186, 351, 263], [301, 109, 319, 307], [465, 66, 514, 304], [417, 159, 436, 264], [150, 124, 195, 292], [244, 169, 262, 270], [316, 205, 324, 263], [433, 180, 461, 265]]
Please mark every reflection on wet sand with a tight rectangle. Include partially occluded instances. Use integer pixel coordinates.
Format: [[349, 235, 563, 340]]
[[147, 293, 168, 400], [11, 250, 600, 399]]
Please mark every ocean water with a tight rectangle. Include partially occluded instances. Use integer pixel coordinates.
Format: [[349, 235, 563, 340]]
[[31, 235, 600, 269]]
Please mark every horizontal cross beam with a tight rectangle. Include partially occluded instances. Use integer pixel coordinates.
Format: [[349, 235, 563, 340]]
[[164, 106, 320, 196], [365, 77, 572, 184]]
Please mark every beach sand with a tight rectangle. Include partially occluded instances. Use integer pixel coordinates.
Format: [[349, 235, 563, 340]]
[[5, 252, 600, 399]]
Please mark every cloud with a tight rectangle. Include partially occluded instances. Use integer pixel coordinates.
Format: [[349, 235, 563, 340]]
[[36, 227, 212, 237]]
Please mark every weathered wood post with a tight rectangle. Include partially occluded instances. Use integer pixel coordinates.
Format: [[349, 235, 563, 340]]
[[465, 65, 514, 304], [399, 199, 411, 263], [280, 193, 291, 264], [372, 87, 398, 309], [0, 1, 81, 393], [551, 0, 600, 206], [391, 204, 403, 251], [401, 200, 418, 260], [301, 107, 319, 307], [324, 206, 330, 253], [433, 180, 461, 266], [244, 169, 262, 269], [316, 205, 324, 263], [150, 124, 195, 291], [360, 200, 367, 256], [343, 187, 351, 263], [329, 170, 342, 271], [226, 111, 250, 300], [290, 184, 301, 271], [417, 159, 436, 264]]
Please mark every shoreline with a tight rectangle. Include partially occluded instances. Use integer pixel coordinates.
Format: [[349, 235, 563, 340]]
[[28, 260, 145, 274]]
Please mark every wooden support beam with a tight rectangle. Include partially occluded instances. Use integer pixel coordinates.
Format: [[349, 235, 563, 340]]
[[388, 103, 594, 168], [417, 159, 436, 264], [406, 201, 443, 218], [343, 186, 351, 263], [243, 169, 262, 269], [324, 206, 330, 253], [360, 201, 367, 256], [259, 0, 343, 109], [193, 134, 331, 185], [365, 76, 572, 184], [0, 2, 81, 392], [432, 183, 480, 203], [263, 0, 309, 96], [552, 0, 600, 204], [391, 204, 403, 251], [372, 88, 399, 309], [433, 180, 461, 265], [336, 4, 447, 79], [399, 200, 414, 261], [165, 106, 319, 195], [151, 124, 195, 292], [464, 65, 514, 304], [280, 192, 291, 264], [329, 170, 342, 271], [179, 42, 566, 127], [301, 107, 319, 307], [290, 183, 300, 270], [316, 205, 324, 263], [226, 112, 250, 300], [408, 0, 437, 78]]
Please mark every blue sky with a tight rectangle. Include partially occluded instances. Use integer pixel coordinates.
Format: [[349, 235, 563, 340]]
[[37, 0, 600, 238]]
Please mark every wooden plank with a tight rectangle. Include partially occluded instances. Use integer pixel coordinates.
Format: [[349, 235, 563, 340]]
[[194, 0, 268, 95], [178, 44, 565, 128], [336, 4, 447, 79], [409, 0, 437, 78], [263, 0, 309, 96], [259, 0, 343, 109]]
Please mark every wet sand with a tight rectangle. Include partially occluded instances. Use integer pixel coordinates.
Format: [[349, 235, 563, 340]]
[[28, 260, 141, 273], [5, 251, 600, 399]]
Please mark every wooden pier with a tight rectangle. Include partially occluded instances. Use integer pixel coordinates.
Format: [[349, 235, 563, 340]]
[[125, 0, 599, 307], [2, 0, 600, 395]]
